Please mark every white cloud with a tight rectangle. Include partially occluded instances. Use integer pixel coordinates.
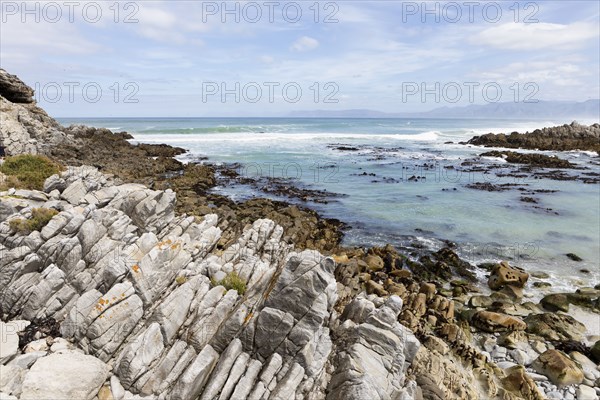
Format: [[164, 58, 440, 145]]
[[475, 22, 598, 50], [290, 36, 319, 52]]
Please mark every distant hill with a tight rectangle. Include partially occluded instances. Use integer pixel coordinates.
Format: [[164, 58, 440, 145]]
[[289, 100, 600, 119]]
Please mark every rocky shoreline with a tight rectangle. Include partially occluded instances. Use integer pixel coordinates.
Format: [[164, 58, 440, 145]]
[[1, 69, 600, 400], [466, 122, 600, 154]]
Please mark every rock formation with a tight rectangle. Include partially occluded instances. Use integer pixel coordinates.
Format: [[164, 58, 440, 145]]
[[2, 69, 600, 400], [467, 121, 600, 154]]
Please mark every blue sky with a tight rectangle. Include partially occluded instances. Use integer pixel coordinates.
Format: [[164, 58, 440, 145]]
[[1, 0, 599, 116]]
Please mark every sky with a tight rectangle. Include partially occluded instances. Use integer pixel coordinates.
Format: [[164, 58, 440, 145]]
[[0, 0, 599, 117]]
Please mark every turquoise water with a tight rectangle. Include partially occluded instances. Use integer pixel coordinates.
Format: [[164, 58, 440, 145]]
[[58, 117, 600, 291]]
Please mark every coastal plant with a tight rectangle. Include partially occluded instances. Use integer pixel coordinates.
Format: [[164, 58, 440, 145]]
[[175, 275, 188, 285], [0, 154, 62, 190], [9, 207, 59, 234], [211, 271, 247, 295]]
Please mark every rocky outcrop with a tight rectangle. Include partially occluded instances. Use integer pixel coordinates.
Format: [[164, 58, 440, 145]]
[[467, 121, 600, 154], [480, 151, 576, 168], [0, 70, 34, 104], [0, 166, 418, 399], [0, 69, 68, 156]]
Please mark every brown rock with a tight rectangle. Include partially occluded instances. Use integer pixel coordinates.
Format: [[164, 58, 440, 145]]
[[390, 269, 412, 279], [488, 261, 529, 290], [366, 280, 388, 297], [468, 295, 493, 308], [423, 335, 449, 355], [419, 282, 437, 300], [540, 293, 569, 312], [502, 365, 545, 400], [97, 386, 114, 400], [471, 311, 526, 333], [532, 350, 584, 387], [524, 313, 586, 342], [365, 254, 384, 272]]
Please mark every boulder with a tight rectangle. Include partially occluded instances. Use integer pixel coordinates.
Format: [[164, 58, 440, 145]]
[[488, 261, 528, 290], [365, 255, 384, 272], [532, 350, 584, 387], [524, 313, 586, 342], [540, 293, 569, 312], [502, 365, 545, 400], [20, 351, 110, 400], [471, 311, 526, 333]]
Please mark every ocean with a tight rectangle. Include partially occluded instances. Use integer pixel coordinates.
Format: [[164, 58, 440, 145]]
[[57, 117, 600, 293]]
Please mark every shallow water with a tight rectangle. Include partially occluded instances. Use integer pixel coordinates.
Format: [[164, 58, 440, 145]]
[[58, 117, 600, 291]]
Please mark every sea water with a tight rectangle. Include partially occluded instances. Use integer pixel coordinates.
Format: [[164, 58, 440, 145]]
[[58, 117, 600, 292]]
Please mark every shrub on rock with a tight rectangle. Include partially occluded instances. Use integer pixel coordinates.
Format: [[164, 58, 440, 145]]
[[9, 207, 58, 234], [0, 154, 62, 190]]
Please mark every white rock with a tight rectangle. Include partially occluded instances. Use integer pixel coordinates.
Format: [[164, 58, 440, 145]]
[[0, 321, 19, 364], [20, 351, 109, 400], [111, 375, 126, 400], [496, 361, 517, 370], [577, 385, 598, 400], [510, 348, 532, 365], [7, 351, 46, 369], [24, 339, 48, 353], [199, 339, 243, 400], [0, 364, 26, 395], [170, 345, 219, 400], [116, 323, 165, 389]]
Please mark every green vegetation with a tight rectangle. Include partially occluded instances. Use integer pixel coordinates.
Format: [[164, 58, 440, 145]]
[[211, 271, 247, 295], [9, 207, 59, 234], [0, 155, 62, 190], [175, 276, 188, 285]]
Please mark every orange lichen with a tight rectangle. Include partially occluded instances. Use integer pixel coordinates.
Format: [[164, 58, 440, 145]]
[[132, 265, 140, 273], [244, 312, 254, 324]]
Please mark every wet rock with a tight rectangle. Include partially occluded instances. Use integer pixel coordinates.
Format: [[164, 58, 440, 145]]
[[480, 150, 576, 168], [525, 313, 586, 342], [566, 253, 583, 261], [467, 122, 600, 154], [488, 261, 529, 290], [541, 293, 570, 312], [532, 350, 584, 387]]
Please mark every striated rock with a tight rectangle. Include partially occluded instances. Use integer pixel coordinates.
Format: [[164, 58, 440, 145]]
[[327, 295, 418, 400], [170, 345, 219, 400], [532, 350, 584, 387], [20, 351, 110, 400], [0, 69, 34, 103], [471, 311, 526, 333]]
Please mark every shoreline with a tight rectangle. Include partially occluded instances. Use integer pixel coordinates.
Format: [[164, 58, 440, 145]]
[[2, 69, 600, 400]]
